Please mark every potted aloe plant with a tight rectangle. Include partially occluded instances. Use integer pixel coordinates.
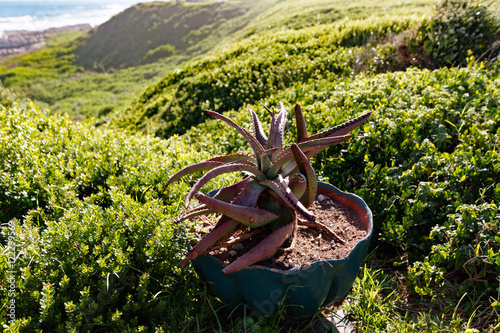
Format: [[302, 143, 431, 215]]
[[166, 103, 373, 318]]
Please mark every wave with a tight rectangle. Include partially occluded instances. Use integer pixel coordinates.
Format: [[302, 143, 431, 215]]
[[0, 1, 140, 37]]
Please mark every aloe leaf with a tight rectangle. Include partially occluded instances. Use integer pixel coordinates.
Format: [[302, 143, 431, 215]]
[[288, 173, 307, 202], [267, 135, 351, 178], [259, 176, 315, 223], [290, 143, 317, 208], [185, 163, 266, 207], [212, 177, 252, 204], [208, 153, 257, 166], [222, 216, 295, 274], [306, 112, 371, 141], [294, 104, 309, 143], [206, 109, 265, 161], [176, 205, 216, 223], [177, 219, 240, 267], [195, 193, 279, 228], [259, 147, 277, 173], [165, 161, 225, 189], [267, 102, 288, 159], [248, 108, 268, 146]]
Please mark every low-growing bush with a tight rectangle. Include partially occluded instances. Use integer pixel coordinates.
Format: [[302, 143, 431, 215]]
[[0, 97, 236, 331], [409, 0, 500, 67], [143, 44, 177, 64]]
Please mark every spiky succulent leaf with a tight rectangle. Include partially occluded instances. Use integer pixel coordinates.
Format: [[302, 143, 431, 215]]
[[222, 213, 295, 274], [267, 135, 352, 179], [212, 177, 252, 203], [176, 205, 216, 223], [248, 108, 268, 146], [208, 153, 257, 166], [177, 219, 240, 267], [290, 143, 317, 208], [195, 193, 279, 228], [165, 161, 225, 189], [294, 104, 309, 143], [185, 163, 266, 207], [267, 102, 288, 160], [259, 175, 315, 223], [288, 173, 307, 202], [306, 112, 372, 141], [206, 109, 265, 162], [259, 147, 278, 173]]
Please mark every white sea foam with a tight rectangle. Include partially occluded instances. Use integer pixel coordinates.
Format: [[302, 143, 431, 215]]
[[0, 1, 153, 37]]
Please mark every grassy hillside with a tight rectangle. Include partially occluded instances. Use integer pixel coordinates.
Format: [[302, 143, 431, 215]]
[[0, 0, 439, 121], [75, 0, 275, 70], [116, 0, 498, 139], [113, 16, 416, 137], [0, 1, 274, 119]]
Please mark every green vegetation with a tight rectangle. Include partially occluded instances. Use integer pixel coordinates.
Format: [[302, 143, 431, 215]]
[[1, 0, 500, 331], [409, 0, 500, 67], [116, 16, 416, 137], [0, 0, 275, 119], [75, 1, 275, 70], [0, 38, 81, 90]]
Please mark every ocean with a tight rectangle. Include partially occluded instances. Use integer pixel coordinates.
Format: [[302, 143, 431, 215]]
[[0, 0, 158, 37]]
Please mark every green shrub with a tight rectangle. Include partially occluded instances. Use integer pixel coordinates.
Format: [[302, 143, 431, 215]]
[[410, 0, 500, 67], [0, 97, 235, 331], [143, 44, 177, 64]]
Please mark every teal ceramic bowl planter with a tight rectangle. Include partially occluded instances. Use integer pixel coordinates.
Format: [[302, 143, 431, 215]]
[[191, 182, 373, 318]]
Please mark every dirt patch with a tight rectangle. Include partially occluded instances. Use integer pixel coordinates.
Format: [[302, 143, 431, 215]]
[[209, 193, 367, 271]]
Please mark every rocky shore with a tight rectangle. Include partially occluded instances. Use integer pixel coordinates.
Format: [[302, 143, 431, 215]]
[[0, 24, 92, 57]]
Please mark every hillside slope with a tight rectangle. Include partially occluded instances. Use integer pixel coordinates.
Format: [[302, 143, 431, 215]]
[[75, 0, 275, 69], [110, 16, 413, 137]]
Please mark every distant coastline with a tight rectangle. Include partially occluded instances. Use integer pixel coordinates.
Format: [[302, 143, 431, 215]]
[[0, 24, 91, 58]]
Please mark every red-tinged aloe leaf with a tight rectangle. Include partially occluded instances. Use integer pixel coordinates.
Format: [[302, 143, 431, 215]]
[[248, 108, 268, 146], [195, 193, 279, 228], [267, 102, 288, 159], [211, 180, 266, 231], [222, 216, 295, 274], [177, 219, 239, 268], [306, 112, 372, 141], [294, 104, 309, 143], [164, 161, 225, 190], [259, 147, 277, 173], [288, 173, 307, 202], [212, 177, 252, 204], [206, 109, 265, 161], [242, 127, 266, 160], [267, 135, 352, 178], [290, 143, 317, 208], [259, 176, 315, 223], [231, 179, 266, 206], [261, 102, 276, 149], [208, 153, 257, 166], [176, 205, 216, 223], [185, 163, 266, 207], [211, 179, 267, 229]]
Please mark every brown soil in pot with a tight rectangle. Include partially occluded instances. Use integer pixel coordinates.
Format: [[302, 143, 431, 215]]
[[208, 193, 367, 271]]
